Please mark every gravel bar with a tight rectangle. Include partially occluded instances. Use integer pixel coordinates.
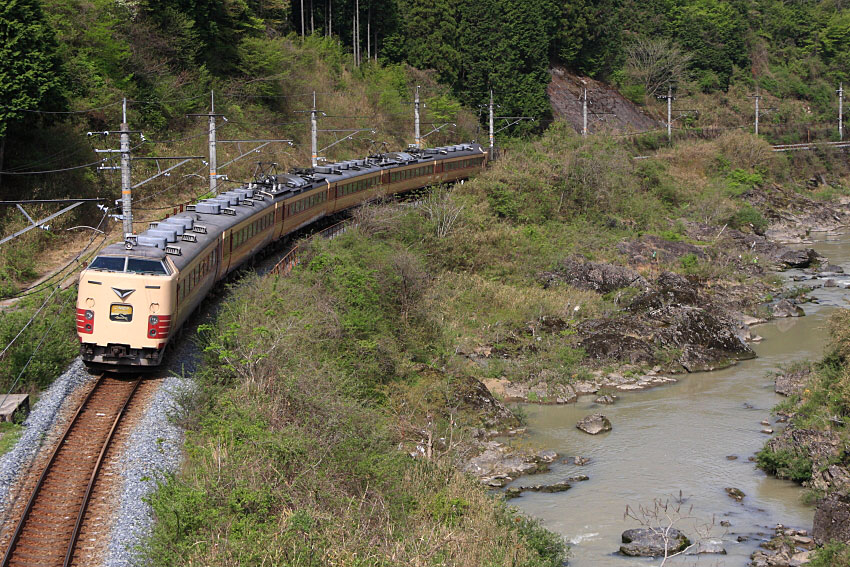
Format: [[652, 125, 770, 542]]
[[105, 374, 193, 567], [0, 358, 96, 519]]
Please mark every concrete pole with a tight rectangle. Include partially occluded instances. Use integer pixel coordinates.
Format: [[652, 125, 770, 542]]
[[301, 0, 305, 36], [414, 85, 421, 148], [208, 90, 218, 195], [120, 98, 133, 236], [754, 89, 760, 136], [840, 82, 844, 141], [667, 85, 672, 142], [489, 89, 495, 160], [582, 88, 588, 137], [311, 91, 318, 167]]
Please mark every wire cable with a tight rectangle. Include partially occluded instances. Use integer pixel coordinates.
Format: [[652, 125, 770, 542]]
[[2, 210, 110, 300]]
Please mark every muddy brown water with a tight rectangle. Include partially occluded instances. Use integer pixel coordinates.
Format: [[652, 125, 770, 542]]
[[509, 233, 850, 566]]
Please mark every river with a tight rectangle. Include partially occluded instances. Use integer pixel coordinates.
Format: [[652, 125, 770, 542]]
[[509, 232, 850, 566]]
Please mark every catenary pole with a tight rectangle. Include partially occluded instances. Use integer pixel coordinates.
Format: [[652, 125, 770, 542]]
[[839, 82, 844, 141], [120, 98, 132, 236], [489, 90, 495, 160], [311, 91, 319, 167], [667, 85, 672, 142], [582, 88, 588, 137], [414, 85, 421, 148], [208, 91, 218, 195]]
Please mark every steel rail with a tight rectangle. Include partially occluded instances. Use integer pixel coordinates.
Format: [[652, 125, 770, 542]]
[[64, 376, 142, 567], [0, 374, 142, 567]]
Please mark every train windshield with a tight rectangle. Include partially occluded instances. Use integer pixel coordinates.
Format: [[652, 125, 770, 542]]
[[88, 256, 126, 272], [127, 258, 168, 275], [88, 256, 169, 275]]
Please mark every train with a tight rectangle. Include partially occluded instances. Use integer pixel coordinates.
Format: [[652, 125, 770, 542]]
[[76, 143, 487, 370]]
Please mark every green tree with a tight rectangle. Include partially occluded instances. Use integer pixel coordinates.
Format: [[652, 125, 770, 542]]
[[0, 0, 66, 191], [669, 0, 748, 91], [399, 0, 460, 86], [0, 0, 66, 139]]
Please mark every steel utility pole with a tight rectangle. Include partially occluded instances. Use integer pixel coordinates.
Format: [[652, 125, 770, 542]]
[[666, 85, 673, 142], [839, 83, 844, 141], [187, 92, 225, 195], [582, 88, 588, 137], [311, 91, 319, 167], [414, 85, 421, 149], [489, 90, 495, 160], [754, 87, 761, 136], [120, 99, 132, 236]]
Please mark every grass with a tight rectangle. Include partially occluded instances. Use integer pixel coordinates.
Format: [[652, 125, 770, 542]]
[[0, 287, 78, 394], [0, 422, 23, 456], [142, 119, 850, 565], [145, 237, 568, 565]]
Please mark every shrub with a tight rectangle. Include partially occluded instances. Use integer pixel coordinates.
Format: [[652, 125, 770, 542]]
[[756, 447, 813, 483], [728, 203, 768, 234]]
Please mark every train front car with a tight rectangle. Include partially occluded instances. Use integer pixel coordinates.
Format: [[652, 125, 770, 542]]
[[76, 244, 176, 370]]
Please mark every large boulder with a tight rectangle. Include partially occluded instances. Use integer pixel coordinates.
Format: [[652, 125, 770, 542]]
[[780, 248, 819, 269], [620, 528, 690, 557], [772, 299, 805, 318], [541, 257, 647, 293], [628, 271, 700, 311], [813, 490, 850, 545], [579, 305, 755, 372], [576, 414, 612, 435], [774, 365, 811, 396]]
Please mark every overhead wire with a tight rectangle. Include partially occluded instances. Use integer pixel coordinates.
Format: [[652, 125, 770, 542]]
[[3, 210, 110, 300]]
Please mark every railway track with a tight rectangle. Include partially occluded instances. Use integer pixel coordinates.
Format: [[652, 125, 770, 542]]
[[1, 374, 142, 567]]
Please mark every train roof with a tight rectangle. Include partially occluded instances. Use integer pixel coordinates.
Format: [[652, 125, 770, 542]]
[[101, 142, 484, 270]]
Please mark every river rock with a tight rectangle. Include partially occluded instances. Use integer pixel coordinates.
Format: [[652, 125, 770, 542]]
[[725, 487, 746, 502], [824, 278, 838, 287], [813, 490, 850, 545], [620, 528, 690, 557], [780, 248, 818, 269], [576, 414, 612, 435], [695, 538, 726, 554], [595, 394, 616, 405], [772, 299, 805, 318], [464, 441, 544, 485], [775, 365, 811, 396], [572, 456, 591, 466], [823, 264, 844, 273]]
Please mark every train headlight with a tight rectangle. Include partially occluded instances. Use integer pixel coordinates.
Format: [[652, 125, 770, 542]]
[[84, 310, 94, 320], [85, 298, 95, 308], [149, 315, 159, 325], [150, 302, 159, 314]]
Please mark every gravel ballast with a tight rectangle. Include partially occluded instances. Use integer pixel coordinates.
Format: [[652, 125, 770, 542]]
[[0, 358, 96, 518], [105, 375, 192, 567]]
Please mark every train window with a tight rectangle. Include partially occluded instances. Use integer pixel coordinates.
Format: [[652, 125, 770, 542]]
[[89, 256, 126, 272], [126, 258, 169, 275]]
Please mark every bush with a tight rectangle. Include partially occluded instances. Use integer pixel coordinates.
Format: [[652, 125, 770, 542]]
[[728, 203, 768, 234], [756, 447, 813, 483]]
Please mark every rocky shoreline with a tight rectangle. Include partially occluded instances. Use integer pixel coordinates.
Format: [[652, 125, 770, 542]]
[[455, 189, 850, 564]]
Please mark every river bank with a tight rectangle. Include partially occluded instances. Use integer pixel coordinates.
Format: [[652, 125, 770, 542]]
[[139, 128, 850, 566], [496, 228, 850, 567]]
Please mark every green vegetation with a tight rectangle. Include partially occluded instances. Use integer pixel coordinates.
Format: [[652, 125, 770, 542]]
[[0, 422, 23, 456], [0, 288, 77, 394], [755, 448, 813, 484], [809, 541, 850, 567], [146, 242, 567, 565]]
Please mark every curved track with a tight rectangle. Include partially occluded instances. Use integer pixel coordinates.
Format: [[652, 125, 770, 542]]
[[1, 374, 142, 567]]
